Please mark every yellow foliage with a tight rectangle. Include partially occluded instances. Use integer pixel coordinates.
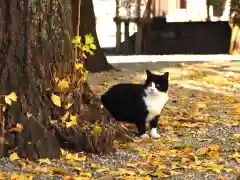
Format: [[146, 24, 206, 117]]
[[196, 147, 209, 155], [92, 125, 102, 136], [208, 144, 222, 152], [2, 105, 6, 112], [10, 172, 33, 180], [118, 168, 136, 176], [66, 153, 87, 162], [51, 167, 66, 175], [38, 158, 51, 165], [51, 94, 61, 107], [80, 172, 92, 177], [60, 112, 70, 122], [65, 103, 73, 109], [73, 167, 82, 172], [9, 152, 20, 161], [60, 148, 66, 156], [66, 114, 78, 128], [75, 63, 84, 70], [0, 172, 8, 179], [5, 92, 17, 105], [57, 79, 70, 91]]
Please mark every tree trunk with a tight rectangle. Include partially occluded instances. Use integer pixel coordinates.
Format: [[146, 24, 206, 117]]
[[229, 22, 240, 54], [72, 0, 115, 73], [0, 0, 125, 161], [229, 0, 240, 55]]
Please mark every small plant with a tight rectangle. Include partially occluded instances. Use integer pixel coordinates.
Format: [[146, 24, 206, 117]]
[[72, 33, 96, 58], [50, 33, 97, 128], [72, 33, 96, 81]]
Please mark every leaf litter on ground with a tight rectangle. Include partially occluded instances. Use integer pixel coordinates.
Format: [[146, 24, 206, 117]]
[[0, 61, 239, 180]]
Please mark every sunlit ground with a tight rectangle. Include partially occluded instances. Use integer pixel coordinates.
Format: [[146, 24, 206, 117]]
[[6, 58, 238, 179], [87, 58, 240, 179]]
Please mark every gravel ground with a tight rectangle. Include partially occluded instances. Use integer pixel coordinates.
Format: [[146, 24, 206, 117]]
[[0, 60, 239, 180]]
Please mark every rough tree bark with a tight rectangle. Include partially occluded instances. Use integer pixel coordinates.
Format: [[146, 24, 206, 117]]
[[0, 0, 125, 161], [72, 0, 115, 73], [229, 18, 240, 54]]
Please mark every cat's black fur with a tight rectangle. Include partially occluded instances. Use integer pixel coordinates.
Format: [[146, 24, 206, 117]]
[[101, 70, 169, 138]]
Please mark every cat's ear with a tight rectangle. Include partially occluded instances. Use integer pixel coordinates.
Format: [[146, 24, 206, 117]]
[[162, 72, 169, 80], [146, 69, 152, 78]]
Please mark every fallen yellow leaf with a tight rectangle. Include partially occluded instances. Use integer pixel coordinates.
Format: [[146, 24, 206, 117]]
[[10, 172, 33, 180], [127, 161, 149, 168], [91, 163, 99, 169], [0, 172, 8, 179], [196, 147, 209, 155], [159, 119, 168, 126], [5, 92, 17, 105], [38, 158, 51, 165], [92, 125, 102, 136], [51, 94, 61, 107], [74, 177, 91, 180], [33, 167, 49, 174], [9, 152, 20, 161], [52, 167, 66, 175], [208, 151, 220, 160], [80, 172, 92, 177], [60, 112, 70, 122], [60, 148, 66, 156], [208, 144, 222, 152], [75, 63, 84, 70], [96, 167, 110, 173], [73, 166, 82, 173], [183, 146, 193, 153], [234, 104, 240, 113], [78, 155, 87, 161], [232, 133, 240, 140], [63, 176, 74, 180], [228, 152, 240, 158], [2, 105, 6, 112], [207, 165, 224, 173], [66, 114, 78, 128], [57, 79, 70, 91], [118, 168, 136, 176]]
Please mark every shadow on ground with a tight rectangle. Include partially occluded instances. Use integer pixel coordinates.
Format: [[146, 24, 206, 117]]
[[87, 60, 239, 179]]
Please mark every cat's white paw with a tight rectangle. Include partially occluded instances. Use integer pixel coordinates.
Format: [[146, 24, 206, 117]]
[[140, 133, 150, 138], [151, 133, 161, 138], [150, 128, 161, 138]]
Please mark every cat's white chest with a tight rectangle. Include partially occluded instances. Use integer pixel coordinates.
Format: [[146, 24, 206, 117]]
[[143, 92, 168, 121]]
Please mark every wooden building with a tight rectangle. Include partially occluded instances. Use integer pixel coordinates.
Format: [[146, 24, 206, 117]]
[[114, 0, 225, 54]]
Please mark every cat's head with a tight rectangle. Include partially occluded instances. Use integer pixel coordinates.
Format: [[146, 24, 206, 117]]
[[144, 69, 169, 94]]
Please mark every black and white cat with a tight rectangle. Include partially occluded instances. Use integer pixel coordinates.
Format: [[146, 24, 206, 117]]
[[101, 70, 169, 138]]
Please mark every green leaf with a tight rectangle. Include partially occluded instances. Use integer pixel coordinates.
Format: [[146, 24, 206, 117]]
[[72, 36, 81, 44], [82, 52, 87, 58], [126, 147, 138, 153], [88, 50, 94, 56], [173, 144, 192, 150], [85, 34, 94, 44], [75, 43, 82, 48], [90, 44, 96, 50], [84, 45, 90, 51]]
